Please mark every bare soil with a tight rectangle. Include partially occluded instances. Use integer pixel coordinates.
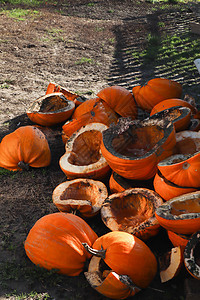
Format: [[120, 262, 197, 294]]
[[0, 1, 200, 299]]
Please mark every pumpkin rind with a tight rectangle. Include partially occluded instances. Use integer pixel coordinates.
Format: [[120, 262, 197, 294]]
[[101, 117, 176, 180], [184, 230, 200, 280], [132, 78, 182, 111], [24, 212, 98, 276], [26, 92, 75, 126], [155, 191, 200, 234], [52, 178, 108, 218], [167, 230, 190, 249], [101, 188, 163, 240], [0, 126, 51, 171]]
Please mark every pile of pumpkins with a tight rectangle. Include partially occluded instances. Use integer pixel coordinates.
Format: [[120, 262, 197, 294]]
[[0, 78, 200, 299]]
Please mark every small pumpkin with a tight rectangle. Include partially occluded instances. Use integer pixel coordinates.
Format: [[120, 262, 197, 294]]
[[24, 212, 98, 276], [26, 92, 75, 126], [83, 231, 157, 291], [132, 78, 182, 111], [155, 191, 200, 234], [101, 188, 163, 240], [59, 123, 110, 180], [97, 85, 137, 119], [100, 117, 176, 180], [0, 126, 51, 171], [52, 178, 108, 218], [184, 230, 200, 280]]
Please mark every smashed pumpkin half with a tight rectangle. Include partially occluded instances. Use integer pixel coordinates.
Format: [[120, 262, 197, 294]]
[[100, 117, 176, 180], [101, 188, 163, 240], [0, 126, 51, 171], [184, 230, 200, 280], [83, 231, 157, 299], [155, 191, 200, 235], [59, 122, 110, 180], [26, 92, 75, 126], [52, 178, 108, 218]]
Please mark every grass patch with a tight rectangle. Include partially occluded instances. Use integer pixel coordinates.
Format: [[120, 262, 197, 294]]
[[1, 8, 39, 21], [75, 57, 94, 65]]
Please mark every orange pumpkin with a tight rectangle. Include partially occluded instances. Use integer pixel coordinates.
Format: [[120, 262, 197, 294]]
[[60, 123, 110, 180], [97, 85, 137, 119], [101, 117, 176, 180], [83, 231, 157, 290], [24, 212, 98, 276], [174, 130, 200, 155], [52, 178, 108, 218], [26, 92, 75, 126], [167, 230, 190, 249], [184, 230, 200, 280], [132, 78, 182, 111], [155, 191, 200, 234], [0, 126, 51, 171], [101, 188, 163, 240]]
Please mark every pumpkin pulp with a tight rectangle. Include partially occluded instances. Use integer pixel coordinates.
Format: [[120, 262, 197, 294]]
[[68, 130, 102, 166], [170, 198, 200, 216]]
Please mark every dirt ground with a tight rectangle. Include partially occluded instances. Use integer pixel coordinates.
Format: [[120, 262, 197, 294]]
[[1, 1, 200, 299]]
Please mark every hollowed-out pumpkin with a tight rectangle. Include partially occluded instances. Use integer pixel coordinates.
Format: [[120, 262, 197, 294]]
[[150, 98, 197, 116], [155, 191, 200, 234], [100, 117, 176, 180], [97, 85, 137, 119], [174, 130, 200, 155], [101, 188, 163, 240], [26, 92, 75, 126], [109, 172, 154, 194], [150, 106, 191, 132], [83, 231, 157, 292], [153, 171, 197, 201], [167, 230, 190, 249], [157, 152, 200, 188], [184, 230, 200, 280], [46, 82, 87, 106], [0, 126, 51, 171], [132, 78, 182, 111], [24, 212, 98, 276], [52, 178, 108, 218], [62, 98, 118, 144], [59, 123, 110, 180]]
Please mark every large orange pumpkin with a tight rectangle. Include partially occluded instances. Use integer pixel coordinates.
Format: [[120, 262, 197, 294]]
[[24, 212, 98, 276], [97, 85, 137, 119], [0, 126, 51, 171], [132, 78, 182, 111]]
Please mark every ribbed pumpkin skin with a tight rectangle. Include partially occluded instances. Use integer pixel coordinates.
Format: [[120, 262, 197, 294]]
[[132, 78, 182, 111], [92, 231, 157, 289], [0, 126, 51, 171], [24, 213, 98, 276], [97, 85, 137, 119]]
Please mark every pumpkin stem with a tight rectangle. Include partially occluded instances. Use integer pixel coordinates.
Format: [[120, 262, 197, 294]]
[[18, 161, 29, 171], [119, 274, 141, 292], [82, 243, 106, 259]]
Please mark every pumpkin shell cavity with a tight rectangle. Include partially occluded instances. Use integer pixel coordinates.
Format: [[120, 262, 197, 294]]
[[52, 178, 108, 218], [184, 230, 200, 280], [174, 130, 200, 155], [101, 188, 163, 240]]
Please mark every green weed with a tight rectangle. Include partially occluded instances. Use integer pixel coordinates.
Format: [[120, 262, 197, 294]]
[[1, 8, 39, 21], [75, 57, 94, 65]]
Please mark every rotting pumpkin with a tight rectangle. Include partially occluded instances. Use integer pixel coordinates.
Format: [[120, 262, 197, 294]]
[[83, 231, 157, 299], [184, 230, 200, 280], [24, 212, 98, 276], [0, 126, 51, 171], [101, 188, 163, 240]]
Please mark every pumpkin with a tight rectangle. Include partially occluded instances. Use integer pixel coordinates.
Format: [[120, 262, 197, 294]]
[[157, 152, 200, 188], [52, 178, 108, 218], [184, 230, 200, 280], [188, 117, 200, 131], [59, 123, 110, 180], [167, 230, 190, 249], [26, 92, 75, 126], [24, 212, 98, 276], [155, 191, 200, 234], [85, 256, 139, 299], [158, 246, 184, 283], [101, 188, 163, 240], [0, 126, 51, 171], [174, 130, 200, 155], [62, 98, 118, 144], [100, 117, 176, 180], [150, 98, 197, 116], [97, 85, 137, 119], [83, 231, 157, 291], [132, 78, 182, 111], [153, 171, 197, 201], [46, 82, 87, 106]]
